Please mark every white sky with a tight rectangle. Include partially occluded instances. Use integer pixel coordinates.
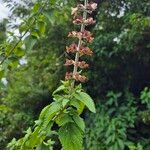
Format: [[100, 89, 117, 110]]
[[0, 0, 10, 20]]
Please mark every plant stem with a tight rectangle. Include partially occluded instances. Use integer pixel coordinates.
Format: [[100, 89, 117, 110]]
[[71, 0, 88, 88]]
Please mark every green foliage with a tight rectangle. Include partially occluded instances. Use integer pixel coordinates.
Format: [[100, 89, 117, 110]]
[[85, 91, 137, 150], [0, 0, 150, 149], [85, 88, 150, 149], [140, 87, 150, 109], [139, 87, 150, 124], [0, 1, 74, 148], [0, 106, 33, 149], [7, 81, 95, 149]]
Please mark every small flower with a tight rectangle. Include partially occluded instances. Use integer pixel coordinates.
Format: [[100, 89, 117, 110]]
[[87, 2, 97, 11], [73, 72, 87, 82], [71, 4, 85, 17], [66, 43, 78, 53], [73, 16, 96, 25], [77, 61, 89, 69], [80, 46, 93, 56], [77, 4, 85, 10], [73, 16, 84, 25], [68, 30, 94, 43], [71, 3, 97, 17], [82, 30, 94, 43], [68, 31, 82, 39], [64, 59, 74, 66], [71, 7, 78, 16], [65, 72, 73, 80], [84, 17, 96, 25]]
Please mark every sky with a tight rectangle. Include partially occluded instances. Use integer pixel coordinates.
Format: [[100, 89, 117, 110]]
[[0, 0, 10, 20]]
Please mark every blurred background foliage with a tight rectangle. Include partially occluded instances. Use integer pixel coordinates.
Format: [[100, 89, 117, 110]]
[[0, 0, 150, 149]]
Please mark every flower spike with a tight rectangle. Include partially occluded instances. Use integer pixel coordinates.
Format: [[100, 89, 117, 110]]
[[65, 0, 97, 85]]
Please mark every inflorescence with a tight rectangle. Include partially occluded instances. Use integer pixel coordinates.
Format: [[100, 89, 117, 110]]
[[65, 1, 97, 83]]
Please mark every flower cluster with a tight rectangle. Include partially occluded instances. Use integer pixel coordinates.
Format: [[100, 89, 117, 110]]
[[64, 59, 89, 69], [68, 30, 94, 43], [65, 72, 87, 83], [71, 2, 97, 17], [65, 1, 97, 83], [73, 16, 96, 25], [66, 44, 93, 56]]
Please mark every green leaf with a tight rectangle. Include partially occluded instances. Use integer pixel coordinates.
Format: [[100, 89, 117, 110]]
[[0, 105, 11, 111], [37, 21, 46, 35], [24, 35, 37, 51], [43, 11, 54, 24], [53, 94, 63, 101], [74, 92, 96, 113], [9, 59, 19, 68], [0, 69, 4, 79], [70, 100, 85, 115], [39, 105, 51, 120], [56, 113, 73, 126], [19, 23, 28, 33], [59, 123, 83, 150], [62, 99, 69, 107], [31, 31, 39, 38], [72, 115, 85, 132], [117, 139, 125, 150], [53, 85, 65, 95], [33, 3, 40, 13], [14, 48, 25, 57], [41, 102, 61, 129]]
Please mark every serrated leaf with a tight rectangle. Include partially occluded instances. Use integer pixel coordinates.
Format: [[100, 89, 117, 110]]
[[56, 113, 73, 126], [74, 92, 96, 113], [59, 123, 83, 150], [70, 100, 85, 115], [41, 102, 61, 129], [72, 115, 85, 132], [39, 105, 51, 120], [62, 99, 69, 107], [53, 94, 63, 101]]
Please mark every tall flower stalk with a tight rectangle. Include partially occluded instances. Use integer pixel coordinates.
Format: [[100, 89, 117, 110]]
[[7, 1, 97, 150], [65, 0, 97, 84]]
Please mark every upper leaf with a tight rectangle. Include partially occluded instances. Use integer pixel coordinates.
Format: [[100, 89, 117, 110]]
[[74, 92, 96, 113]]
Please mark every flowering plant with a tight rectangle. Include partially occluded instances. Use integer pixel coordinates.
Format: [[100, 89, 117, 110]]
[[7, 0, 97, 149]]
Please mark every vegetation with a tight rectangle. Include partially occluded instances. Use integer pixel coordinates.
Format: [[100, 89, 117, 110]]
[[0, 0, 150, 149]]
